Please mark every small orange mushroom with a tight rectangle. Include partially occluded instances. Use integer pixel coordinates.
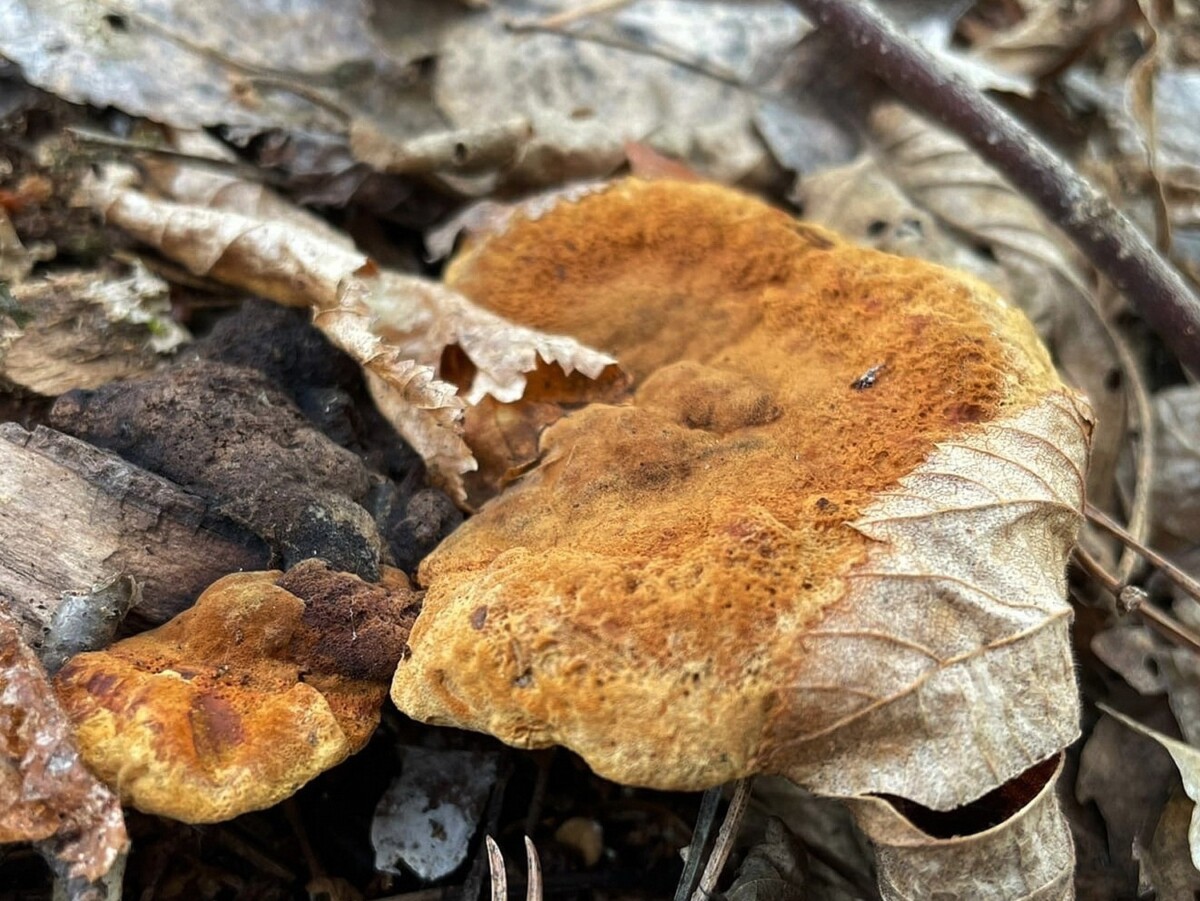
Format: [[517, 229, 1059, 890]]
[[54, 560, 419, 823], [391, 179, 1092, 812]]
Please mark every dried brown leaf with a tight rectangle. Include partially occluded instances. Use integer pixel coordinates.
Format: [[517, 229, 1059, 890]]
[[1076, 707, 1177, 892], [1140, 789, 1200, 898], [432, 0, 808, 187], [0, 603, 127, 881], [1102, 705, 1200, 872], [726, 817, 809, 901], [965, 0, 1128, 79], [82, 163, 617, 503], [1146, 385, 1200, 546]]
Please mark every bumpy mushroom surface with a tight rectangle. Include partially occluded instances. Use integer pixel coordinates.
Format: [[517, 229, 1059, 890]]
[[391, 179, 1091, 807], [54, 560, 419, 823]]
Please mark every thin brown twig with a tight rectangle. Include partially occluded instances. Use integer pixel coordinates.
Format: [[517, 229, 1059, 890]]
[[1107, 320, 1156, 585], [1078, 506, 1200, 654], [503, 17, 767, 99], [1073, 545, 1122, 597], [64, 128, 287, 187], [786, 0, 1200, 375], [1086, 504, 1200, 603], [1073, 546, 1200, 653]]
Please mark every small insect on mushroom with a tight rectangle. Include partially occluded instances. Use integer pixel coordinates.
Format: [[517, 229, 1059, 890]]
[[850, 362, 886, 390]]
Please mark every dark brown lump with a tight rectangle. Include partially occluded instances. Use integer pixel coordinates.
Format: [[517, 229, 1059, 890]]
[[46, 358, 459, 580], [277, 559, 421, 683], [196, 301, 464, 572]]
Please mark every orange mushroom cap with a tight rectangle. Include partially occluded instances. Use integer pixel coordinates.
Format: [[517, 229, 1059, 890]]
[[54, 560, 419, 823], [391, 179, 1092, 808]]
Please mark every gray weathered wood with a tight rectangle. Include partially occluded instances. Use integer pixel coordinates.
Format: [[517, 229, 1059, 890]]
[[0, 423, 269, 646]]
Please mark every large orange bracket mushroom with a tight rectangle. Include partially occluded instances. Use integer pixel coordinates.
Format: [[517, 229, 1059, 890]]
[[390, 178, 1092, 897]]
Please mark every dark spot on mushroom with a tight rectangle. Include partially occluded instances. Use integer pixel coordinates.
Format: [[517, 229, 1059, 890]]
[[945, 402, 987, 424], [81, 670, 121, 700], [188, 693, 244, 757], [470, 606, 488, 630]]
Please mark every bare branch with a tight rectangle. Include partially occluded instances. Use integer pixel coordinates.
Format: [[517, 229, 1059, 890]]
[[786, 0, 1200, 374]]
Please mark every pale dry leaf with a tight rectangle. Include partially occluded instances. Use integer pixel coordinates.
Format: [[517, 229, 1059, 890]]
[[431, 0, 808, 187], [371, 747, 499, 880], [844, 757, 1073, 901], [1091, 623, 1169, 695], [1146, 384, 1200, 547], [1102, 704, 1200, 872], [726, 816, 809, 901], [869, 0, 1034, 96], [81, 165, 616, 502], [769, 392, 1089, 809], [1157, 627, 1200, 747], [1076, 708, 1176, 892], [1139, 789, 1200, 898], [0, 0, 381, 132], [0, 603, 127, 882], [966, 0, 1128, 79]]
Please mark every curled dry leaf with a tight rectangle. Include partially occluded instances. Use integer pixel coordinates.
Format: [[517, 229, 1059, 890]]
[[391, 179, 1090, 897], [0, 604, 127, 882], [962, 0, 1128, 79], [844, 757, 1073, 901], [82, 163, 617, 503], [725, 816, 809, 901]]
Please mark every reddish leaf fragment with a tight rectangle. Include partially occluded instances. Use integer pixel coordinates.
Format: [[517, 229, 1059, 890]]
[[0, 604, 127, 881]]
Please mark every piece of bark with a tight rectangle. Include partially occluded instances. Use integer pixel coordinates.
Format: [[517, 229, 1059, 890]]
[[0, 268, 188, 397], [0, 423, 269, 646], [49, 360, 387, 580]]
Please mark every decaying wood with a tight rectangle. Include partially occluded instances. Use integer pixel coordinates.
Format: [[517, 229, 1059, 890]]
[[0, 423, 269, 646]]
